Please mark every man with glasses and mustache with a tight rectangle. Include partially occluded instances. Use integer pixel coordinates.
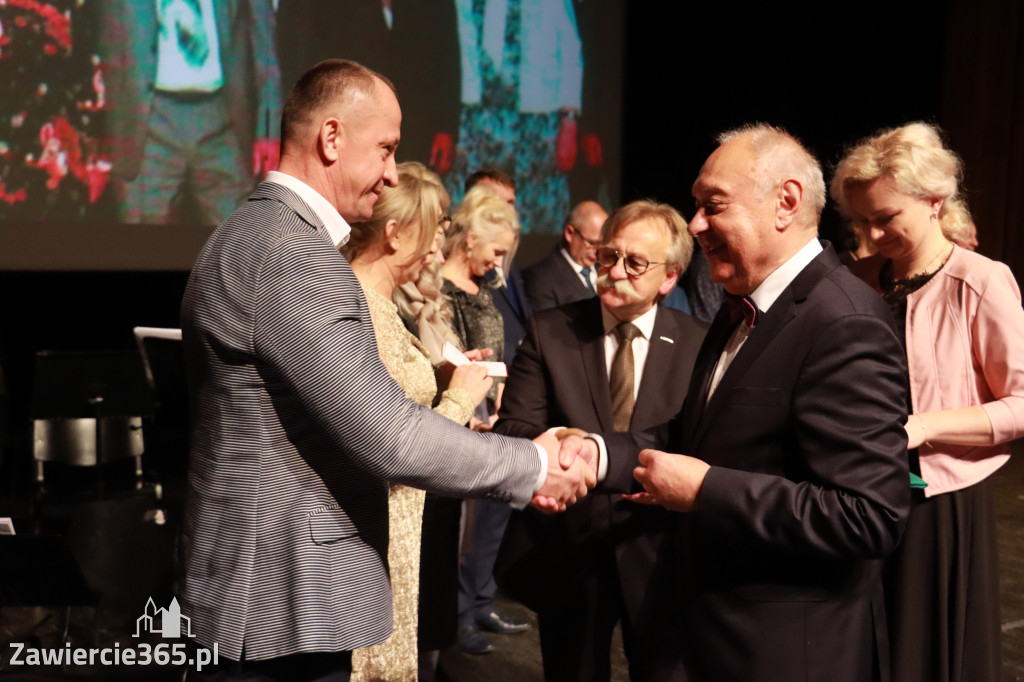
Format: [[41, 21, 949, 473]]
[[494, 200, 707, 682], [523, 200, 609, 312]]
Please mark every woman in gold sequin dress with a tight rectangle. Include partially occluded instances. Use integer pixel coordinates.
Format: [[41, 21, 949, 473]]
[[342, 162, 493, 682]]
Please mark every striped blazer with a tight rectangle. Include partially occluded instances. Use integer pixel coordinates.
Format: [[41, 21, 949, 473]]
[[177, 182, 541, 661]]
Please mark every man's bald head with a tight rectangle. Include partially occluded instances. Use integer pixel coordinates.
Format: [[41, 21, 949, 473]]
[[714, 124, 825, 231], [564, 200, 608, 267], [280, 59, 397, 151]]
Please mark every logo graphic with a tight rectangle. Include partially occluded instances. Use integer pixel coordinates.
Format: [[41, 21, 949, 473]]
[[133, 597, 195, 638]]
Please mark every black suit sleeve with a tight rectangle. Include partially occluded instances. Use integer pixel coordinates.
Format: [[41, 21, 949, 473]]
[[698, 312, 910, 560], [494, 315, 552, 440], [522, 265, 561, 315], [599, 425, 669, 494]]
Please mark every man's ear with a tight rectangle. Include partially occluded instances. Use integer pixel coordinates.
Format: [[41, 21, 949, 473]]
[[658, 266, 680, 297], [776, 179, 802, 231], [319, 117, 343, 164]]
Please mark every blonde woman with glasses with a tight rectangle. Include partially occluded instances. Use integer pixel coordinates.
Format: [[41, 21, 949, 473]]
[[342, 162, 492, 682]]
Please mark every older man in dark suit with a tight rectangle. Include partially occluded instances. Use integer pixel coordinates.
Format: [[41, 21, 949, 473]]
[[179, 60, 593, 682], [571, 125, 911, 682], [523, 200, 609, 313], [495, 200, 706, 681]]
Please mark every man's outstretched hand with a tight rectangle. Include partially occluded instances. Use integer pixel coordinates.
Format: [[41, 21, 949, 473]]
[[530, 432, 597, 513], [623, 449, 709, 512]]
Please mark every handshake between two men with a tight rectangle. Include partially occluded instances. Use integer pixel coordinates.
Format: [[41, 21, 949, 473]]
[[528, 430, 712, 515]]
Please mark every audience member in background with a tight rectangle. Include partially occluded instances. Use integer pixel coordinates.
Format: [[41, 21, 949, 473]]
[[341, 162, 491, 681], [838, 221, 877, 266], [441, 184, 531, 654], [523, 200, 609, 313], [495, 200, 707, 682], [392, 258, 496, 681], [833, 121, 1024, 682], [660, 248, 724, 325], [948, 217, 979, 251], [466, 170, 532, 364], [392, 170, 517, 678], [465, 168, 517, 206]]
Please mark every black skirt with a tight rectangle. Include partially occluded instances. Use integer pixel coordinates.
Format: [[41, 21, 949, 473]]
[[884, 476, 1002, 682]]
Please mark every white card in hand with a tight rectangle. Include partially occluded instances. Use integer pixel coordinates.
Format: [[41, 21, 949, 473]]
[[441, 342, 508, 377]]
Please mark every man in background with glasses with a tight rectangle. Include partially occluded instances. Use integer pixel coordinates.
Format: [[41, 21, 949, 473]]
[[495, 200, 707, 681], [523, 200, 609, 313]]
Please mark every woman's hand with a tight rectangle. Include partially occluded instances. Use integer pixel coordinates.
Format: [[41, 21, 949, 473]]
[[905, 414, 928, 449], [463, 347, 494, 362], [469, 415, 498, 433], [904, 407, 993, 449], [449, 363, 493, 407]]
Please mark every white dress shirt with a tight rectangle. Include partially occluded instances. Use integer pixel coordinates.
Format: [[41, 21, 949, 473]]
[[265, 171, 351, 248], [707, 238, 823, 400], [561, 247, 597, 292], [601, 303, 657, 402]]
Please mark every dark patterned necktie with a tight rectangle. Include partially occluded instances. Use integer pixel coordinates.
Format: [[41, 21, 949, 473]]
[[609, 322, 641, 431], [724, 293, 759, 329], [580, 266, 596, 294]]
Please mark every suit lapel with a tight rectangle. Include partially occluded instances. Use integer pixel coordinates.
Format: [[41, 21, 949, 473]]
[[690, 244, 840, 448], [573, 299, 616, 431], [634, 307, 681, 425], [679, 306, 733, 447], [553, 252, 593, 299], [251, 182, 321, 226], [249, 182, 334, 247], [214, 0, 236, 52]]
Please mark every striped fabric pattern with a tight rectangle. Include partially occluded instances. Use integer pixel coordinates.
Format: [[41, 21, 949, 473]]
[[178, 182, 541, 661]]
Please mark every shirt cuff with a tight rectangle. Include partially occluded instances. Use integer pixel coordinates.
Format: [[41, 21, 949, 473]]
[[587, 434, 609, 483], [532, 442, 548, 491]]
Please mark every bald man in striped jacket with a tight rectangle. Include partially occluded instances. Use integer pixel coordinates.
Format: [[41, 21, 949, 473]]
[[178, 60, 592, 682]]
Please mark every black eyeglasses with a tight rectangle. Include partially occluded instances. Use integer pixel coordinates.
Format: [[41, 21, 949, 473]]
[[438, 215, 452, 231], [595, 247, 666, 277], [568, 224, 602, 247]]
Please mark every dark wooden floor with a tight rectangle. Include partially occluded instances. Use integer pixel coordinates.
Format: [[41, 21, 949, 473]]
[[1, 450, 1022, 681]]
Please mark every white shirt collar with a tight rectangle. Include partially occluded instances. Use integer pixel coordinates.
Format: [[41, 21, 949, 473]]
[[601, 302, 658, 340], [559, 247, 588, 273], [748, 238, 822, 314], [265, 170, 351, 247]]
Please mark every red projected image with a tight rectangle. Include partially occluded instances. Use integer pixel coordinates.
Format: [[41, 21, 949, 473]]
[[0, 0, 109, 221]]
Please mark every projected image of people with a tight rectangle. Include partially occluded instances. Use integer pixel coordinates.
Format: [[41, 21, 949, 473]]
[[97, 0, 281, 225], [277, 0, 462, 180], [447, 0, 581, 234], [0, 1, 620, 234]]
